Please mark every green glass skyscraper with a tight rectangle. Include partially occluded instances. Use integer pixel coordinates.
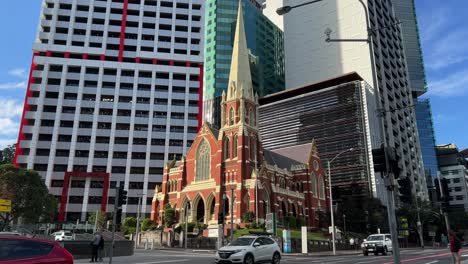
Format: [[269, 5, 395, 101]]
[[203, 0, 285, 128]]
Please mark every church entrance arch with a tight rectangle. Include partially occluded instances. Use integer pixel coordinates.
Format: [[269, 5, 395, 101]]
[[193, 193, 206, 224]]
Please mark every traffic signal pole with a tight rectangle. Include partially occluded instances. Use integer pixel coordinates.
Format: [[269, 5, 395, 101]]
[[108, 185, 120, 264]]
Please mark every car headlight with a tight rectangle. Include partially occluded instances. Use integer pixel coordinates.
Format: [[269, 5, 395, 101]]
[[233, 249, 245, 254]]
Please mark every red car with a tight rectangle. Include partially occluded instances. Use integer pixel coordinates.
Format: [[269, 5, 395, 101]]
[[0, 235, 74, 263]]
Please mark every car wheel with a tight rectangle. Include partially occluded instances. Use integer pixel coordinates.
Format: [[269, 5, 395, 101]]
[[363, 251, 368, 256], [383, 246, 388, 255], [272, 252, 281, 264], [244, 253, 254, 264]]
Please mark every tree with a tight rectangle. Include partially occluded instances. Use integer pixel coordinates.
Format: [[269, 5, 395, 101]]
[[336, 196, 387, 234], [140, 218, 155, 231], [0, 164, 58, 230], [87, 211, 107, 231], [0, 144, 16, 164], [122, 217, 137, 235], [397, 196, 442, 245], [162, 204, 176, 228]]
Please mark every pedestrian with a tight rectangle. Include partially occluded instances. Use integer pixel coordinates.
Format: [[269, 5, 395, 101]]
[[449, 230, 462, 264], [90, 232, 101, 263], [98, 233, 105, 262]]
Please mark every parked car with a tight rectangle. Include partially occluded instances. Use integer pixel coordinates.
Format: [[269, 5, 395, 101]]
[[361, 234, 393, 256], [0, 235, 74, 263], [53, 231, 74, 241], [0, 232, 21, 236], [215, 235, 281, 264]]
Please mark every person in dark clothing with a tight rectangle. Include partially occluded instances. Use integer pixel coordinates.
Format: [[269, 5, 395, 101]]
[[90, 233, 101, 263], [98, 234, 105, 262], [449, 230, 462, 264]]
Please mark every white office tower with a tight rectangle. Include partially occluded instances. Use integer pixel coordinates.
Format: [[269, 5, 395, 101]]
[[14, 0, 204, 221], [263, 0, 428, 202]]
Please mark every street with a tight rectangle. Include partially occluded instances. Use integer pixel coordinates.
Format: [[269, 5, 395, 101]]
[[75, 248, 468, 264]]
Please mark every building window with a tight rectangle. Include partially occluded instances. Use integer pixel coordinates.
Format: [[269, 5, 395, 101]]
[[250, 108, 255, 126], [233, 134, 238, 158], [195, 139, 210, 181], [319, 176, 325, 199], [229, 107, 234, 125], [310, 172, 317, 196], [224, 137, 230, 160]]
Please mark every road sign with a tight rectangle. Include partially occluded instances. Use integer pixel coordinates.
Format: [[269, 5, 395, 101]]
[[265, 213, 277, 235], [0, 199, 11, 206], [429, 231, 436, 237]]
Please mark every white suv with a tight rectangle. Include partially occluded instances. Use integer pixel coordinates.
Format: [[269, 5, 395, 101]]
[[53, 230, 74, 241], [215, 235, 281, 264], [361, 234, 393, 256]]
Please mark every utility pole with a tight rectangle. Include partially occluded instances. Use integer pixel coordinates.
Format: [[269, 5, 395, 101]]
[[230, 188, 234, 242], [327, 160, 336, 256], [255, 151, 258, 225], [135, 196, 141, 249], [109, 184, 119, 264], [94, 210, 99, 234], [185, 203, 189, 249]]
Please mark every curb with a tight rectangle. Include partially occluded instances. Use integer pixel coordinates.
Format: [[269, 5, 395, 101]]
[[283, 251, 362, 257]]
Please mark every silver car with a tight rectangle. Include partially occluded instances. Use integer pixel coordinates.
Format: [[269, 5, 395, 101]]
[[215, 235, 281, 264]]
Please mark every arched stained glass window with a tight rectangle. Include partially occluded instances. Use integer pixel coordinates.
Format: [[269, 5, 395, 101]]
[[250, 108, 255, 126], [319, 176, 325, 199], [311, 172, 317, 197], [224, 137, 230, 160], [229, 108, 234, 125], [196, 139, 211, 181], [233, 134, 238, 158]]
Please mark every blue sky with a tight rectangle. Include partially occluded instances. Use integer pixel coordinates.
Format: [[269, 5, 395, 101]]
[[0, 1, 466, 150]]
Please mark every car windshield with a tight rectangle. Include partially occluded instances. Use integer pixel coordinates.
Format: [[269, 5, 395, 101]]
[[367, 235, 384, 241], [229, 237, 255, 246]]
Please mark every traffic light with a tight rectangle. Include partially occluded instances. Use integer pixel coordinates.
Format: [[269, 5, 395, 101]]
[[372, 147, 386, 173], [115, 208, 122, 230], [218, 212, 225, 225], [117, 186, 127, 207], [386, 147, 401, 179], [440, 178, 450, 212], [397, 177, 412, 204]]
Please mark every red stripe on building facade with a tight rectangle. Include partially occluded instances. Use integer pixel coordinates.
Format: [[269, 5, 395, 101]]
[[13, 54, 37, 167], [197, 64, 204, 131], [118, 0, 129, 62]]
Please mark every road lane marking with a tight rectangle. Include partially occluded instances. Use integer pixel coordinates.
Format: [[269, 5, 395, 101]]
[[384, 249, 468, 264], [424, 261, 439, 264], [134, 259, 190, 264]]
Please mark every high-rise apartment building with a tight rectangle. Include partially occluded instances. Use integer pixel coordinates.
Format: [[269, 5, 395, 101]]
[[263, 0, 428, 202], [203, 0, 285, 128], [392, 0, 439, 191], [13, 0, 204, 222]]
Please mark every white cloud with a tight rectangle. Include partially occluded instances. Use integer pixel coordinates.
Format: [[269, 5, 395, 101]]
[[0, 99, 23, 118], [0, 81, 27, 90], [427, 69, 468, 97], [8, 68, 27, 78], [0, 138, 17, 149], [0, 118, 20, 135]]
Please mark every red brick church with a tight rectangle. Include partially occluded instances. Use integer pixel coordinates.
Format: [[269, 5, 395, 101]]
[[151, 4, 329, 229]]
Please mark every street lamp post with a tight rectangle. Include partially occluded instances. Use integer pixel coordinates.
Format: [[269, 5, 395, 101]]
[[277, 1, 402, 263], [343, 214, 346, 238], [327, 148, 354, 256]]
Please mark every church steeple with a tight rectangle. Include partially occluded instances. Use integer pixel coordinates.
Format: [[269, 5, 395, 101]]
[[225, 1, 255, 102]]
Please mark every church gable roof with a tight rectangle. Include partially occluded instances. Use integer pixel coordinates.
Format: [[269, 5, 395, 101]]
[[263, 143, 313, 170]]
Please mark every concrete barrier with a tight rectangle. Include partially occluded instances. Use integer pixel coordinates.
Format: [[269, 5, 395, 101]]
[[60, 240, 134, 259]]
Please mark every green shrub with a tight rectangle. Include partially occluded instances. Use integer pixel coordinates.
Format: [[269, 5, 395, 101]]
[[242, 211, 255, 223], [163, 204, 176, 227]]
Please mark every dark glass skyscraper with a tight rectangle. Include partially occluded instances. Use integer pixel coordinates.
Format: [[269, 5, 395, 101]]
[[393, 0, 439, 188], [203, 0, 285, 128]]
